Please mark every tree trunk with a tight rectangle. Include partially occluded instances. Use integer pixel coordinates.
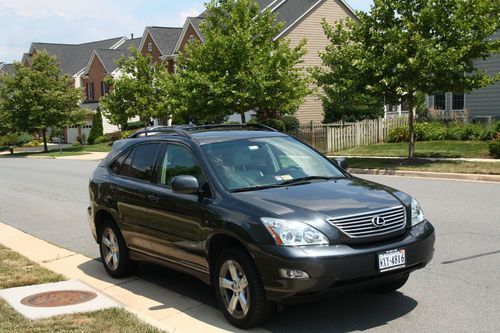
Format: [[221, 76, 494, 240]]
[[42, 128, 48, 153], [407, 98, 415, 160], [240, 111, 246, 124]]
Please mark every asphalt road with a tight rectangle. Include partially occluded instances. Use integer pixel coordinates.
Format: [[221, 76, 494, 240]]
[[0, 158, 499, 332]]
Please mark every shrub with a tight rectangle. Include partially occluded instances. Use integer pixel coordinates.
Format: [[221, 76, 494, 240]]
[[494, 121, 500, 134], [120, 130, 135, 139], [388, 126, 410, 143], [0, 133, 18, 146], [281, 115, 300, 132], [489, 140, 500, 159], [259, 118, 286, 132], [123, 121, 144, 131], [76, 133, 87, 145], [22, 140, 41, 147], [15, 133, 33, 145], [87, 110, 104, 145], [94, 136, 109, 144]]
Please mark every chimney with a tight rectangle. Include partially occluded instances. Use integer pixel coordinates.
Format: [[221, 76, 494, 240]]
[[131, 33, 134, 39]]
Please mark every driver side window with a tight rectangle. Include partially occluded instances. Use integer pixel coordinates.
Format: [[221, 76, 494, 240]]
[[159, 144, 204, 187]]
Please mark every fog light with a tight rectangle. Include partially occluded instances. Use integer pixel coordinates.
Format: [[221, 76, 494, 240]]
[[279, 268, 310, 279]]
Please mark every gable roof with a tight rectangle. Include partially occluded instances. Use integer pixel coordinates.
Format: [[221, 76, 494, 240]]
[[199, 0, 357, 40], [0, 63, 15, 75], [26, 37, 126, 76], [139, 27, 183, 56], [172, 17, 205, 54], [86, 38, 142, 74]]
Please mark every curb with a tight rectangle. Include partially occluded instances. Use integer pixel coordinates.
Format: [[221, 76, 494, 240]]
[[350, 168, 500, 183], [0, 221, 265, 333]]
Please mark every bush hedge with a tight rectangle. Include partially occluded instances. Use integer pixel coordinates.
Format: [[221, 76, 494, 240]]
[[489, 140, 500, 159], [388, 122, 499, 143]]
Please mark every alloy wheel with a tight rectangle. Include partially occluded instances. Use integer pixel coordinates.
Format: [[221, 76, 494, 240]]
[[101, 228, 120, 271], [218, 259, 250, 319]]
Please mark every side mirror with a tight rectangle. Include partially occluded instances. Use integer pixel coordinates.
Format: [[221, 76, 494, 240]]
[[171, 175, 199, 194], [334, 157, 348, 170]]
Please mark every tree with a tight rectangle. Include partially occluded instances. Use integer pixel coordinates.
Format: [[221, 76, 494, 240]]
[[100, 48, 172, 130], [315, 0, 500, 159], [168, 0, 309, 124], [0, 51, 85, 152], [87, 107, 104, 144]]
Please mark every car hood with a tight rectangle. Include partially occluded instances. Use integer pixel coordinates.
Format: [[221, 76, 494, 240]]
[[231, 177, 404, 220]]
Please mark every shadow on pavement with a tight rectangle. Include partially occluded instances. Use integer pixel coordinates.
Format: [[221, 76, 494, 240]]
[[79, 259, 417, 332]]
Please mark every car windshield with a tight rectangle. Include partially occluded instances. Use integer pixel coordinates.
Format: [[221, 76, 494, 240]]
[[201, 136, 346, 192]]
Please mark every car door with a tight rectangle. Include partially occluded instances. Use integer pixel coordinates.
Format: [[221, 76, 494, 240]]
[[109, 142, 162, 254], [147, 143, 210, 272]]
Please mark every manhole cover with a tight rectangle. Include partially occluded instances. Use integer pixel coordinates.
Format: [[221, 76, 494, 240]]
[[20, 290, 98, 308]]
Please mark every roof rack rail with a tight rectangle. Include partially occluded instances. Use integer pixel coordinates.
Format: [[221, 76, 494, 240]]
[[186, 124, 278, 132], [128, 126, 191, 139]]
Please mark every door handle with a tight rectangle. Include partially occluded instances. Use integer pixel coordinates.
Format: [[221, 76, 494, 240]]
[[148, 194, 160, 203]]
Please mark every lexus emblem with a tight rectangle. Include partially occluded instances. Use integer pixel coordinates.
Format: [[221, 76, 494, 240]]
[[372, 216, 386, 227]]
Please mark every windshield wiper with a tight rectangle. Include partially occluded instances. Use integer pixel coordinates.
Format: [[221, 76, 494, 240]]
[[279, 176, 342, 186], [231, 184, 286, 193]]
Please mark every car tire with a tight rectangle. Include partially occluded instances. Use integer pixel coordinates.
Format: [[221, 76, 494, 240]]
[[214, 248, 275, 328], [372, 274, 410, 293], [99, 221, 135, 278]]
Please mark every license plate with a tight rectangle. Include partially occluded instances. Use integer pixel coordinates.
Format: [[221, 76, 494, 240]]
[[378, 249, 406, 272]]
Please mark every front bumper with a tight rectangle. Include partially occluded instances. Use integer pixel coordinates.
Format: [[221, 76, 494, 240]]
[[252, 221, 435, 302]]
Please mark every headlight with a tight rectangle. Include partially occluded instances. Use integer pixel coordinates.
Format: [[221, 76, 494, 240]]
[[260, 218, 329, 246], [411, 198, 425, 226]]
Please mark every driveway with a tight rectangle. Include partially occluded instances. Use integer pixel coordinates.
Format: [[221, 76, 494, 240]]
[[0, 158, 498, 332]]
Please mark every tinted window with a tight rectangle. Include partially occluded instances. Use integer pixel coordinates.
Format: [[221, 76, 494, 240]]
[[159, 145, 204, 186], [109, 150, 130, 174], [119, 143, 161, 181]]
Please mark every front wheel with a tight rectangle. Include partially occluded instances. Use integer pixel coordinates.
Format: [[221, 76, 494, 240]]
[[214, 248, 274, 328], [372, 274, 410, 293]]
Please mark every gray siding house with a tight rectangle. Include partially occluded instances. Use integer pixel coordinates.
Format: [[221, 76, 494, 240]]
[[426, 30, 500, 121]]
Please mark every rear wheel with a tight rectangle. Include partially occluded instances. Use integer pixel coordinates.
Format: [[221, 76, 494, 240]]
[[372, 274, 409, 293], [214, 248, 274, 328], [99, 221, 135, 278]]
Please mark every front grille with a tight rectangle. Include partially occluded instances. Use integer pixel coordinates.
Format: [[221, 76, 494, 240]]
[[327, 206, 406, 238]]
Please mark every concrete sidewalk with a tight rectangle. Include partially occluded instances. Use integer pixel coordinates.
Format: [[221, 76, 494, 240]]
[[0, 221, 266, 333]]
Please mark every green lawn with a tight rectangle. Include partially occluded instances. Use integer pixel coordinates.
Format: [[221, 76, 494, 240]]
[[0, 244, 164, 333], [1, 142, 112, 158], [335, 141, 491, 158], [346, 158, 500, 175]]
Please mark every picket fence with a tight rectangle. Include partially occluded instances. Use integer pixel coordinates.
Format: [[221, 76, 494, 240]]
[[289, 117, 408, 153]]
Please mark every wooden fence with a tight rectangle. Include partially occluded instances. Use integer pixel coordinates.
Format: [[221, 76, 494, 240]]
[[289, 117, 408, 153]]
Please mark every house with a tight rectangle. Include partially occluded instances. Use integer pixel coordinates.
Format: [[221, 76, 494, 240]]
[[0, 63, 15, 75], [425, 30, 500, 121], [138, 26, 183, 72], [81, 38, 142, 136], [166, 0, 357, 123], [22, 37, 130, 142]]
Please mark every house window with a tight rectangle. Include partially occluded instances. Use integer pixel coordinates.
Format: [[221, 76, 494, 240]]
[[452, 93, 464, 110], [400, 97, 410, 112], [188, 34, 195, 43], [86, 83, 94, 101], [147, 42, 153, 52], [434, 93, 446, 110], [101, 81, 109, 96]]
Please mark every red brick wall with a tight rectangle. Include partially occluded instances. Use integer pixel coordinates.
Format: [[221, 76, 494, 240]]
[[141, 33, 163, 65], [82, 56, 107, 102], [178, 24, 201, 54]]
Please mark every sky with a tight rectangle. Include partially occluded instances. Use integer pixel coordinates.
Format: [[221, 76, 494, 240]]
[[0, 0, 373, 64]]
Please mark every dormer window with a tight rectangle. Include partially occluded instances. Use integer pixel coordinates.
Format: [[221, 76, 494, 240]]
[[147, 42, 153, 52]]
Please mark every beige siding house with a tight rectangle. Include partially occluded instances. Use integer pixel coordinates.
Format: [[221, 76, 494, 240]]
[[283, 0, 357, 123]]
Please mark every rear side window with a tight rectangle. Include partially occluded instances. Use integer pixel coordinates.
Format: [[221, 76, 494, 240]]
[[109, 150, 130, 174], [119, 143, 161, 182]]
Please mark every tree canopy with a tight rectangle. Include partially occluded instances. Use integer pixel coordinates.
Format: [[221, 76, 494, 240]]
[[0, 51, 85, 151], [315, 0, 500, 158], [167, 0, 310, 124], [100, 48, 172, 129]]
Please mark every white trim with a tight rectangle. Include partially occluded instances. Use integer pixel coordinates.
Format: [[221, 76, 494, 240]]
[[269, 0, 287, 12], [137, 27, 152, 54], [274, 0, 358, 40], [110, 37, 127, 50], [173, 19, 192, 54]]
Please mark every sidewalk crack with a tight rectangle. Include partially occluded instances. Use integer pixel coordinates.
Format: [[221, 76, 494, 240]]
[[41, 253, 77, 263]]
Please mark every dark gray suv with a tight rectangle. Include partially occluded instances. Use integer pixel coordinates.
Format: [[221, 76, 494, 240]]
[[88, 125, 435, 328]]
